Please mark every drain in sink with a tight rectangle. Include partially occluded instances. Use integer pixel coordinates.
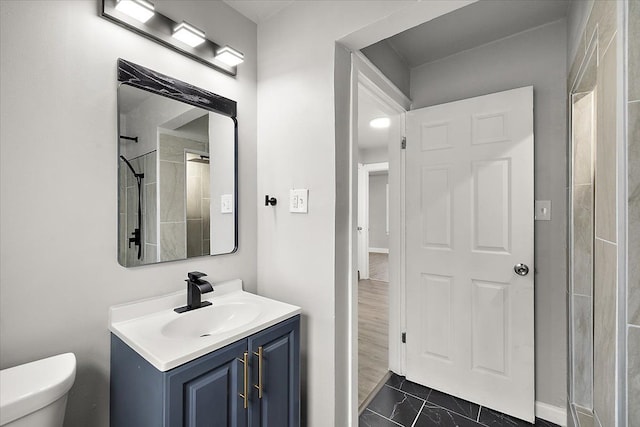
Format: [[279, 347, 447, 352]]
[[200, 333, 211, 337]]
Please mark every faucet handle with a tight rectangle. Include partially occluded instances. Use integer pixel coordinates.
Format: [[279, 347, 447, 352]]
[[187, 271, 207, 282]]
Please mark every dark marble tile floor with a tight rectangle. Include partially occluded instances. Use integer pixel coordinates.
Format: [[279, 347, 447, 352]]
[[359, 373, 561, 427]]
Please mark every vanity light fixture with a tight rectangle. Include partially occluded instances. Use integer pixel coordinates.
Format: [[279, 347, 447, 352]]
[[172, 21, 206, 48], [370, 117, 391, 129], [215, 46, 244, 67], [101, 0, 241, 75], [114, 0, 154, 23]]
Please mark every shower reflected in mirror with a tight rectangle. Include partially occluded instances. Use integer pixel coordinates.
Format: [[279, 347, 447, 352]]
[[117, 59, 237, 267]]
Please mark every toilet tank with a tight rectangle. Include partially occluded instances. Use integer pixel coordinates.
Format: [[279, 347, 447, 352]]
[[0, 353, 76, 426]]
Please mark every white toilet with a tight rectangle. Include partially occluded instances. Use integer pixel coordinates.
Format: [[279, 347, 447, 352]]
[[0, 353, 76, 427]]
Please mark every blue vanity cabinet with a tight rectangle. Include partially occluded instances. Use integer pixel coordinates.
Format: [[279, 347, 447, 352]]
[[166, 341, 248, 427], [110, 315, 300, 427], [248, 315, 300, 427]]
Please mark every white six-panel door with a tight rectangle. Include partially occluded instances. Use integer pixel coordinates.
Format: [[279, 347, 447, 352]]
[[405, 87, 535, 421]]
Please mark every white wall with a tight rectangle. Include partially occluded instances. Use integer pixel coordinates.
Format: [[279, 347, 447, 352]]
[[369, 173, 389, 250], [256, 1, 473, 425], [0, 2, 257, 426], [359, 147, 389, 164], [410, 20, 568, 408]]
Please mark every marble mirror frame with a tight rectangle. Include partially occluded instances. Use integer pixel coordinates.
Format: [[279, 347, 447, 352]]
[[117, 58, 238, 266]]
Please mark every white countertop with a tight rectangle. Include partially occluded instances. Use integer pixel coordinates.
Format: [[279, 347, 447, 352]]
[[109, 279, 301, 371]]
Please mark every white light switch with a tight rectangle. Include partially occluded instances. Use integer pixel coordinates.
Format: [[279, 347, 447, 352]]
[[290, 189, 308, 213], [535, 200, 551, 221], [221, 194, 233, 214]]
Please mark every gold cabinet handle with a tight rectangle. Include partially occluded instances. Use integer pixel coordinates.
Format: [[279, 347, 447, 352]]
[[237, 351, 249, 409], [253, 346, 263, 399]]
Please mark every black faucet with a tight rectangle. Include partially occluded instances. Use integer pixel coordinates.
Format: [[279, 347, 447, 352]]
[[174, 271, 213, 313]]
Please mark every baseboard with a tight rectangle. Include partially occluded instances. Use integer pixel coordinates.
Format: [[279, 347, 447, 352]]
[[536, 401, 567, 426], [369, 247, 389, 254]]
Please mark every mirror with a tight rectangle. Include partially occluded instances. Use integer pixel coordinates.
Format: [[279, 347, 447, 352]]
[[117, 59, 237, 267]]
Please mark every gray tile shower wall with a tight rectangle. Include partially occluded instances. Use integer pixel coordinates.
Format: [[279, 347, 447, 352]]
[[158, 133, 206, 261], [627, 1, 640, 425], [121, 151, 157, 266], [568, 2, 621, 426]]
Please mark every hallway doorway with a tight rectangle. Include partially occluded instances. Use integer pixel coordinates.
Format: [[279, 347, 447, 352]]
[[357, 164, 391, 408]]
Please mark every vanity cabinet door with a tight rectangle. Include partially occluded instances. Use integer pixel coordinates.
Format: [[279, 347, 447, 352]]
[[167, 340, 248, 427], [248, 315, 300, 427]]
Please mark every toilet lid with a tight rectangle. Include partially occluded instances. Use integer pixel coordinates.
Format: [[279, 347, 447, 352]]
[[0, 353, 76, 425]]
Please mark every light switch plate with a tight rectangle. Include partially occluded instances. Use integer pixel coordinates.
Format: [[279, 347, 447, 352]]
[[535, 200, 551, 221], [289, 189, 308, 213], [221, 194, 233, 214]]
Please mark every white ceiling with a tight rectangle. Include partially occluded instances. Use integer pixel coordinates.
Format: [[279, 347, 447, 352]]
[[380, 0, 569, 68], [222, 0, 295, 23]]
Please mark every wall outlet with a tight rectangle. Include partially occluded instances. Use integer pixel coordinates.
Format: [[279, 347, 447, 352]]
[[289, 189, 308, 213], [221, 194, 233, 214], [535, 200, 551, 221]]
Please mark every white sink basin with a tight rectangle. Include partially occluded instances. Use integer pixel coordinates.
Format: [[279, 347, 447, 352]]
[[109, 279, 301, 371], [161, 302, 261, 339]]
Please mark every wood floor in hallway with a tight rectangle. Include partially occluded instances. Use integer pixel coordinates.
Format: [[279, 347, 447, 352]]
[[358, 252, 389, 407]]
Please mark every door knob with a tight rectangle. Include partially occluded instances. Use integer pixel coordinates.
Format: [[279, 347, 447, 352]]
[[514, 263, 529, 276], [357, 226, 363, 231]]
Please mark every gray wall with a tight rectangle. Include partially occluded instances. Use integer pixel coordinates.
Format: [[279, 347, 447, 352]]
[[410, 20, 568, 408], [257, 2, 473, 424], [369, 173, 389, 250], [361, 41, 411, 98], [0, 1, 257, 426]]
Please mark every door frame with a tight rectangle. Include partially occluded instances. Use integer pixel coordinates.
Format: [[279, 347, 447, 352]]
[[358, 161, 389, 280], [349, 51, 410, 419]]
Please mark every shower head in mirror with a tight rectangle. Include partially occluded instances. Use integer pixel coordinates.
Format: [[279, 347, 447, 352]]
[[188, 155, 210, 164]]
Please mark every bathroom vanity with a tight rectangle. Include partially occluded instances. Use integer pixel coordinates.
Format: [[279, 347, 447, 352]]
[[109, 280, 301, 427]]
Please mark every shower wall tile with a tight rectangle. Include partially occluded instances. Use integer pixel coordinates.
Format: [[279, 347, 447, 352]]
[[629, 102, 640, 326], [586, 0, 617, 62], [186, 219, 203, 257], [119, 212, 126, 266], [159, 161, 185, 222], [628, 326, 640, 427], [158, 134, 205, 162], [160, 222, 186, 261], [572, 92, 594, 186], [627, 102, 640, 326], [144, 150, 157, 183], [126, 186, 138, 231], [126, 157, 143, 187], [576, 408, 594, 427], [144, 244, 157, 263], [573, 185, 593, 296], [569, 32, 587, 91], [186, 176, 202, 220], [572, 294, 593, 408], [203, 198, 210, 239], [144, 183, 157, 245], [201, 163, 210, 197], [595, 38, 617, 243], [119, 162, 126, 215], [593, 238, 617, 427], [630, 0, 640, 101], [574, 47, 598, 95]]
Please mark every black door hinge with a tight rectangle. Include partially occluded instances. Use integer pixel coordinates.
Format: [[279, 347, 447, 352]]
[[402, 332, 406, 343], [401, 137, 406, 149]]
